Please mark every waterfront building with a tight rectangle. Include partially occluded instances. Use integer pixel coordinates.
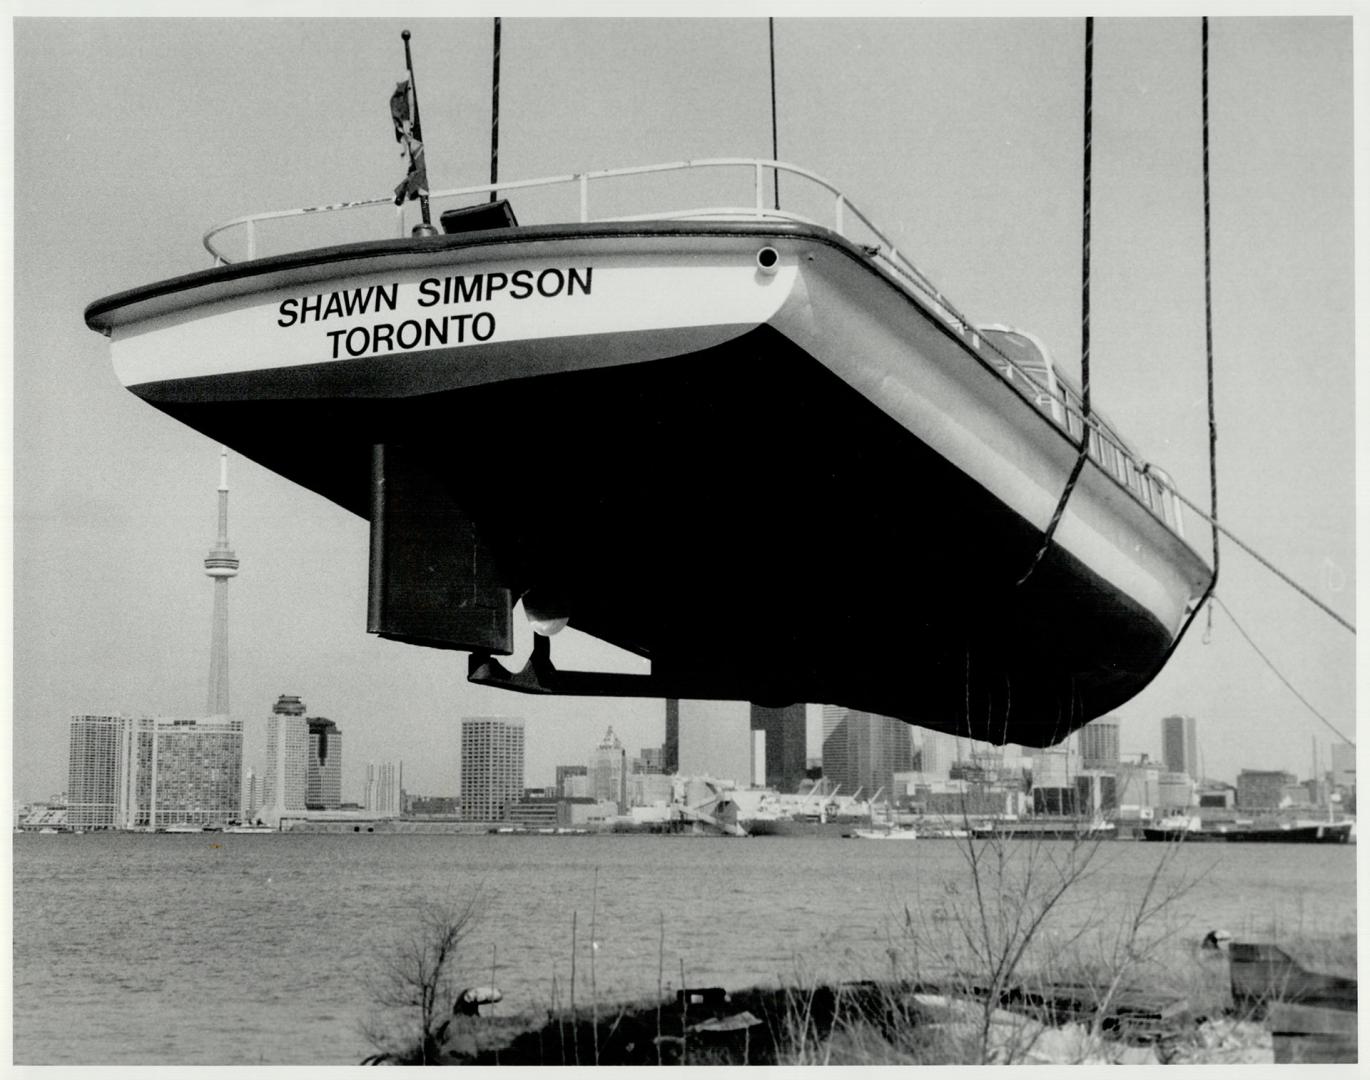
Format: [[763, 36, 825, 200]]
[[1032, 748, 1077, 788], [635, 747, 664, 774], [749, 703, 807, 792], [822, 710, 912, 804], [507, 797, 565, 829], [1116, 761, 1161, 816], [68, 714, 129, 829], [1078, 716, 1121, 770], [305, 717, 342, 810], [1161, 715, 1199, 780], [1032, 754, 1078, 814], [69, 712, 245, 829], [1074, 771, 1117, 816], [589, 726, 628, 812], [460, 716, 525, 822], [628, 772, 674, 808], [118, 715, 155, 829], [820, 704, 845, 749], [1157, 770, 1195, 811], [1236, 769, 1298, 810], [152, 716, 243, 828], [555, 764, 588, 798], [263, 694, 309, 822], [917, 729, 960, 779], [676, 700, 753, 787], [363, 760, 403, 817]]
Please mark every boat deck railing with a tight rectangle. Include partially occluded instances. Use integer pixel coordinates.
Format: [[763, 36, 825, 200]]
[[202, 157, 1193, 543]]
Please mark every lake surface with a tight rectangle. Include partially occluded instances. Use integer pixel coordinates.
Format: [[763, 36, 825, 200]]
[[12, 831, 1357, 1065]]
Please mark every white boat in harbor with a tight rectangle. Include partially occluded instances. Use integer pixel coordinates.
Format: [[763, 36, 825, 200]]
[[84, 43, 1212, 749], [850, 827, 918, 841]]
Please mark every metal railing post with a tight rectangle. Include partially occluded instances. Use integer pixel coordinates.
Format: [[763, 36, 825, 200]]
[[834, 193, 845, 237], [579, 173, 589, 222], [245, 220, 256, 262], [755, 162, 763, 210]]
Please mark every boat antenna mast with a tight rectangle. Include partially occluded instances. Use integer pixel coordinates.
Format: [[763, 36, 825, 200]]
[[391, 29, 433, 232], [768, 17, 780, 210]]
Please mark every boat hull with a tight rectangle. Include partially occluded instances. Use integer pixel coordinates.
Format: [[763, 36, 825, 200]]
[[86, 222, 1212, 746], [1141, 822, 1352, 843]]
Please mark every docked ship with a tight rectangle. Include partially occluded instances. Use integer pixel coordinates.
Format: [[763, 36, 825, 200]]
[[85, 156, 1213, 748], [1142, 816, 1353, 844], [971, 816, 1117, 841]]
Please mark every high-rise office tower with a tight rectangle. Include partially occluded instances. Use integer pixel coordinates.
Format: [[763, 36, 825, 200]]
[[1161, 715, 1199, 780], [589, 726, 628, 811], [263, 694, 309, 820], [917, 729, 958, 778], [1078, 716, 1121, 770], [663, 699, 680, 774], [306, 717, 343, 809], [460, 717, 525, 822], [203, 448, 240, 718], [749, 703, 807, 792], [822, 710, 912, 802], [375, 760, 403, 817]]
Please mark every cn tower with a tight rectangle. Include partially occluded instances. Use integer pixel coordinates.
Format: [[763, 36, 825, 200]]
[[204, 448, 240, 717]]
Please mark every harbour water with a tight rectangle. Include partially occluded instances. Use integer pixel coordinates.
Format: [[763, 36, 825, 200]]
[[13, 831, 1356, 1065]]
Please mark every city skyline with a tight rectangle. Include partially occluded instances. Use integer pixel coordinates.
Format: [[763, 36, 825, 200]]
[[14, 18, 1355, 802]]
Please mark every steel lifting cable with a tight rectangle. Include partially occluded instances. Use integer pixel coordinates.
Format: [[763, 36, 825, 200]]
[[1018, 17, 1094, 587], [1202, 16, 1221, 603], [1184, 18, 1353, 638], [1211, 594, 1355, 746], [1162, 482, 1354, 634]]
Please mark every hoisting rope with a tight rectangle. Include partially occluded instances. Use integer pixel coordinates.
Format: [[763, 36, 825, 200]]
[[1161, 482, 1354, 634], [1201, 16, 1221, 635], [1017, 17, 1094, 587], [489, 17, 502, 203], [1211, 594, 1355, 746]]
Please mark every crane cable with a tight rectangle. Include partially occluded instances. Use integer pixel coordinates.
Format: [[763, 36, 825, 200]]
[[1164, 482, 1353, 634], [1211, 594, 1355, 746], [1017, 16, 1094, 587], [1201, 15, 1222, 639]]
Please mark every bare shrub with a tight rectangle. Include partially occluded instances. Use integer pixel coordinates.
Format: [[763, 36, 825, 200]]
[[360, 890, 483, 1063]]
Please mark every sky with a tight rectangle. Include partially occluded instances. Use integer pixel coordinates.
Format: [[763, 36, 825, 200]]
[[10, 14, 1359, 803]]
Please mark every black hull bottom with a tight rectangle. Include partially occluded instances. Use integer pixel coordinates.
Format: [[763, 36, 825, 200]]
[[1142, 824, 1352, 844], [136, 326, 1175, 746]]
